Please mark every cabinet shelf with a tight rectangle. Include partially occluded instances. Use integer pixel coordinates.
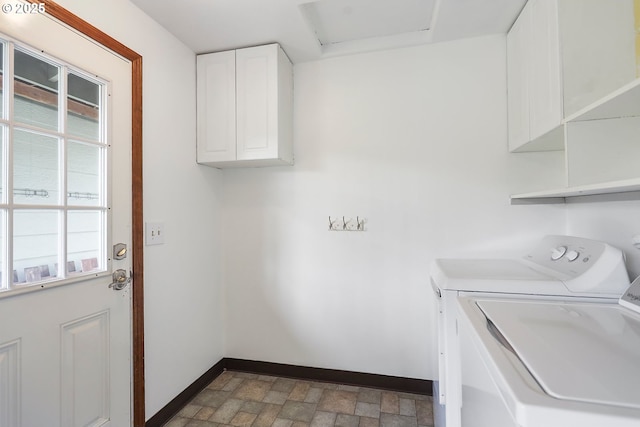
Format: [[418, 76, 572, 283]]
[[511, 178, 640, 204], [519, 77, 640, 153], [512, 79, 640, 204], [565, 78, 640, 123]]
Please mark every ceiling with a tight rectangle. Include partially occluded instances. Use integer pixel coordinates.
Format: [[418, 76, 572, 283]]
[[130, 0, 527, 63]]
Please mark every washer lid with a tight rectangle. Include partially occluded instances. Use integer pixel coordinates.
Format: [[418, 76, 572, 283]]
[[478, 299, 640, 409]]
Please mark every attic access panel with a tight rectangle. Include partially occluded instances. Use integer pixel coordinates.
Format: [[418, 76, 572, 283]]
[[300, 0, 436, 46]]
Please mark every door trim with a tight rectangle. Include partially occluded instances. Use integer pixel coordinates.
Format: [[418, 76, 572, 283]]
[[26, 1, 146, 425]]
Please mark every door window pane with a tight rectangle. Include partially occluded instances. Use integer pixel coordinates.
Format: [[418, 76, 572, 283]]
[[68, 210, 103, 275], [14, 49, 59, 131], [0, 126, 4, 203], [0, 42, 4, 119], [68, 141, 102, 207], [13, 129, 60, 205], [2, 41, 108, 294], [0, 210, 4, 289], [67, 73, 100, 140], [13, 210, 59, 284]]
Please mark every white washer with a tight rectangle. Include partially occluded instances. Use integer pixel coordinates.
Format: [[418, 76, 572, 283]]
[[456, 279, 640, 426], [430, 235, 630, 427]]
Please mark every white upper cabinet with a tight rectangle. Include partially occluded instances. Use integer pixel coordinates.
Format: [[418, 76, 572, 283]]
[[507, 0, 637, 153], [197, 44, 293, 168], [509, 0, 640, 201], [507, 0, 563, 152]]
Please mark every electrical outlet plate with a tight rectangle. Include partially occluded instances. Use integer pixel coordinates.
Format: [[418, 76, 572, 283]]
[[145, 222, 164, 245]]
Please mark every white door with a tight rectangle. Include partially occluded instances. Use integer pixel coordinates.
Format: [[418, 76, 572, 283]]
[[0, 8, 132, 427]]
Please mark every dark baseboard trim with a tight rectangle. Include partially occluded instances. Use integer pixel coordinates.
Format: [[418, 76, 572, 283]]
[[146, 358, 432, 426], [225, 358, 432, 396], [145, 358, 225, 427]]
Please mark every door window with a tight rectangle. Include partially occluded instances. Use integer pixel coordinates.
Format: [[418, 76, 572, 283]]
[[0, 37, 109, 293]]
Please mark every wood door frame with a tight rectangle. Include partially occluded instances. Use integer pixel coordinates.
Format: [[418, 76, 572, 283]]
[[25, 1, 146, 425]]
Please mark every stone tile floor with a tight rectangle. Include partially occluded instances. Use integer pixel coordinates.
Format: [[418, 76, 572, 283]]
[[164, 371, 434, 427]]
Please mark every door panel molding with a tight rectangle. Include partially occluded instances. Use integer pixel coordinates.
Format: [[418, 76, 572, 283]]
[[0, 339, 20, 427], [25, 1, 145, 425], [61, 311, 110, 427]]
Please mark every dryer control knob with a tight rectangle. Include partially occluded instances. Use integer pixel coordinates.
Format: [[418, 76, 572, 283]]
[[551, 246, 567, 260], [566, 250, 580, 262]]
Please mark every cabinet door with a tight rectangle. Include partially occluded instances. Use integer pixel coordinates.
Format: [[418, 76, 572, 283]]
[[558, 0, 636, 117], [236, 45, 279, 161], [197, 50, 237, 163], [528, 0, 562, 141], [507, 4, 531, 152]]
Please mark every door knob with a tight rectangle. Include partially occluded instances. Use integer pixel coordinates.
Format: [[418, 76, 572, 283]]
[[109, 269, 131, 290]]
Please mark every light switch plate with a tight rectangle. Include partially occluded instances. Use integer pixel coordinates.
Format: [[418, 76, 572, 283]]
[[145, 222, 164, 245]]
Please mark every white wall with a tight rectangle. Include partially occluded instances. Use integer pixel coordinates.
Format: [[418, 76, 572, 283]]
[[567, 197, 640, 279], [54, 0, 225, 420], [222, 35, 566, 380]]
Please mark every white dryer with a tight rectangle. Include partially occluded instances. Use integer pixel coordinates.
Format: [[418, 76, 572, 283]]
[[430, 235, 630, 427]]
